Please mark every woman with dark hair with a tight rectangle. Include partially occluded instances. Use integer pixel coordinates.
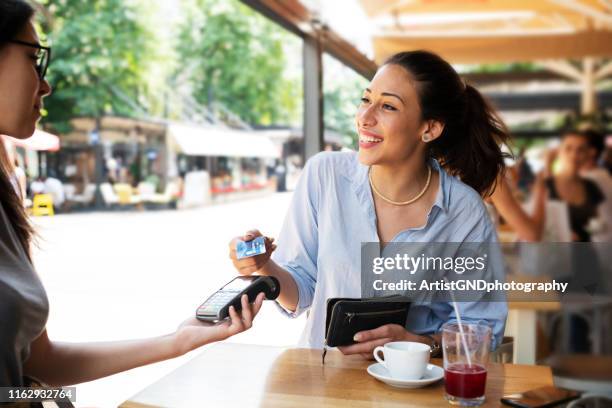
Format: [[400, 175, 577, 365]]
[[230, 50, 508, 356], [0, 0, 264, 389], [548, 131, 605, 242]]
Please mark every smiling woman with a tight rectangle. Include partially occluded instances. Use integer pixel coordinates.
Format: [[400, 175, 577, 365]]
[[0, 0, 266, 394], [230, 50, 510, 357]]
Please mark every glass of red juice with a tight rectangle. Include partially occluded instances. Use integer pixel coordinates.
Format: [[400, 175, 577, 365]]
[[442, 323, 492, 406]]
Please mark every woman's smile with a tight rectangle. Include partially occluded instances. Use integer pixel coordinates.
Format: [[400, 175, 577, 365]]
[[359, 129, 384, 149]]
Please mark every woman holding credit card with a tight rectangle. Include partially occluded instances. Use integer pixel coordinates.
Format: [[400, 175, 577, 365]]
[[0, 0, 265, 390], [230, 51, 508, 357]]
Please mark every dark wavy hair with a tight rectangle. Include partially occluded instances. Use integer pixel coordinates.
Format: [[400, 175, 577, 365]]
[[384, 50, 511, 197], [0, 0, 36, 258]]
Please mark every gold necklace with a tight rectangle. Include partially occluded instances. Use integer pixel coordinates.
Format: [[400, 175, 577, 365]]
[[369, 165, 432, 206]]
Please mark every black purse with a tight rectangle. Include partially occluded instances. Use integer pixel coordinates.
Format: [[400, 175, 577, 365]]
[[322, 296, 410, 364]]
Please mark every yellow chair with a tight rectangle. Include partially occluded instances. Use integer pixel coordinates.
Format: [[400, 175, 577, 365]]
[[32, 194, 54, 216]]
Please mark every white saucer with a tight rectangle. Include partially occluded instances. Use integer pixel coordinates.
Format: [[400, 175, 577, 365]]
[[367, 363, 444, 389]]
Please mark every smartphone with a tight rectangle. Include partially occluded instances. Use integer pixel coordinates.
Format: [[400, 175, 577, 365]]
[[501, 386, 580, 408], [195, 276, 280, 322]]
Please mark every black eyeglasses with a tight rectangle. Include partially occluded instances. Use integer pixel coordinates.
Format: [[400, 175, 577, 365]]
[[9, 39, 51, 80]]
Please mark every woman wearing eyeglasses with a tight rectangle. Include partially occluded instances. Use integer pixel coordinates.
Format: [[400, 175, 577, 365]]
[[0, 0, 265, 391]]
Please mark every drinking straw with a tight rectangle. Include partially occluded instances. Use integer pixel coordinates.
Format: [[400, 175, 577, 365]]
[[444, 277, 473, 367]]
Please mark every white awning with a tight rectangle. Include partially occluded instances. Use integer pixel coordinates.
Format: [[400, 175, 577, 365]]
[[168, 123, 280, 158], [3, 129, 60, 151]]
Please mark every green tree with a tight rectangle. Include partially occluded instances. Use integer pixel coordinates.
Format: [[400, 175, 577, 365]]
[[176, 0, 299, 126], [323, 55, 369, 148], [36, 0, 156, 133]]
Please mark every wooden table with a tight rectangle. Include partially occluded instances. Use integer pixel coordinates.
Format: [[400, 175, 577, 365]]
[[120, 343, 553, 408]]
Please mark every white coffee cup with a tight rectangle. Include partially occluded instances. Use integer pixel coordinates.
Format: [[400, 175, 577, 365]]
[[373, 341, 431, 380]]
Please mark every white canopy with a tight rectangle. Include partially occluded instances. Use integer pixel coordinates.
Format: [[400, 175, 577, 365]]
[[167, 123, 280, 158], [3, 129, 60, 151]]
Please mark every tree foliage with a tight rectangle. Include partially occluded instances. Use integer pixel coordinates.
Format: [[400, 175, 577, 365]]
[[36, 0, 154, 132], [176, 0, 300, 126], [323, 56, 369, 148]]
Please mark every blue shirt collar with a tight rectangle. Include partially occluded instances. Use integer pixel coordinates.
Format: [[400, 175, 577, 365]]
[[349, 156, 449, 214]]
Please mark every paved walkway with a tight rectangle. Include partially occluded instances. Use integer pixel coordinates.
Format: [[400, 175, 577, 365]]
[[31, 192, 306, 408]]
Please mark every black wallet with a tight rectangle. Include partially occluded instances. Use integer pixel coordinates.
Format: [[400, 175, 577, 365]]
[[322, 296, 411, 364]]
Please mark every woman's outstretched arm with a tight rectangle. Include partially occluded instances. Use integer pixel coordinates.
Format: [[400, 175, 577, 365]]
[[23, 293, 264, 386]]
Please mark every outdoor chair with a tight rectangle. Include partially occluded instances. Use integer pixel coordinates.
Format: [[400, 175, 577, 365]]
[[138, 181, 179, 206], [490, 336, 514, 363], [100, 183, 120, 207], [137, 181, 156, 200], [113, 183, 142, 205], [32, 194, 54, 216], [63, 183, 76, 201], [70, 183, 96, 205]]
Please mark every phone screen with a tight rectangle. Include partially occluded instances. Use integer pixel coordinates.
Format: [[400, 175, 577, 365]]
[[223, 277, 254, 291], [501, 386, 579, 408]]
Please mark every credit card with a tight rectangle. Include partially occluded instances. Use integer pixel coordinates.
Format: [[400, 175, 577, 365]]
[[236, 236, 267, 259]]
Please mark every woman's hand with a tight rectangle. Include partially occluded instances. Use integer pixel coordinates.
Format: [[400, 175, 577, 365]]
[[544, 148, 558, 177], [338, 324, 427, 359], [229, 229, 277, 275], [174, 293, 265, 356]]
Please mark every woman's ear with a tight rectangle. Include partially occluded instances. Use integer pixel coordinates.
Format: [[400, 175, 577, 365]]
[[420, 120, 445, 143]]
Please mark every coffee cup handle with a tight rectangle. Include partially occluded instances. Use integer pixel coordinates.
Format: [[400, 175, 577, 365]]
[[373, 346, 386, 368]]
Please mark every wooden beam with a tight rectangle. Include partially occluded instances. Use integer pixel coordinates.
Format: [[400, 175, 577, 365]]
[[582, 57, 597, 114], [303, 36, 324, 160], [600, 0, 612, 11], [374, 27, 576, 38], [595, 59, 612, 79], [373, 30, 612, 64], [361, 0, 403, 17], [547, 0, 612, 27], [361, 0, 575, 16], [540, 60, 583, 82], [240, 0, 377, 79]]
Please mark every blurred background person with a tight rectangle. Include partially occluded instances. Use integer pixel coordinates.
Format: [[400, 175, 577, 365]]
[[546, 131, 604, 242], [29, 175, 45, 195], [43, 171, 65, 211], [580, 128, 612, 242], [488, 169, 547, 242]]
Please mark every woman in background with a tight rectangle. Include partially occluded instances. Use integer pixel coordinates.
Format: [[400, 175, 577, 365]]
[[548, 132, 604, 242]]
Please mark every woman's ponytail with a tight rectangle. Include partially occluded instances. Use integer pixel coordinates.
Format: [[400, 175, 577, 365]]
[[384, 51, 511, 197], [443, 84, 510, 197]]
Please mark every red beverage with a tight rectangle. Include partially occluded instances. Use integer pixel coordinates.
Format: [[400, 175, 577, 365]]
[[444, 363, 487, 399]]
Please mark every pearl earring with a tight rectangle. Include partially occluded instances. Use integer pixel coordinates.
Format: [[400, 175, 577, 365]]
[[422, 133, 432, 142]]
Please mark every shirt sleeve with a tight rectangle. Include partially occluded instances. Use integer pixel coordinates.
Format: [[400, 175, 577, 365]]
[[445, 205, 508, 351], [271, 154, 322, 318]]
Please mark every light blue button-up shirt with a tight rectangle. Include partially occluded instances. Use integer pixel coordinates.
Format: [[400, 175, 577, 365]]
[[272, 151, 507, 350]]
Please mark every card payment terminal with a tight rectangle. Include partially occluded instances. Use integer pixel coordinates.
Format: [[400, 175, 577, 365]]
[[196, 276, 280, 322]]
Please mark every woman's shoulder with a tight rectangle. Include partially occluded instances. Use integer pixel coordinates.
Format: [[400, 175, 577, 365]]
[[307, 150, 357, 167], [443, 168, 489, 216], [304, 150, 361, 178]]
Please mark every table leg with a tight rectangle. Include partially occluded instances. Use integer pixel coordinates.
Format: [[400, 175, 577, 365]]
[[506, 309, 536, 365]]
